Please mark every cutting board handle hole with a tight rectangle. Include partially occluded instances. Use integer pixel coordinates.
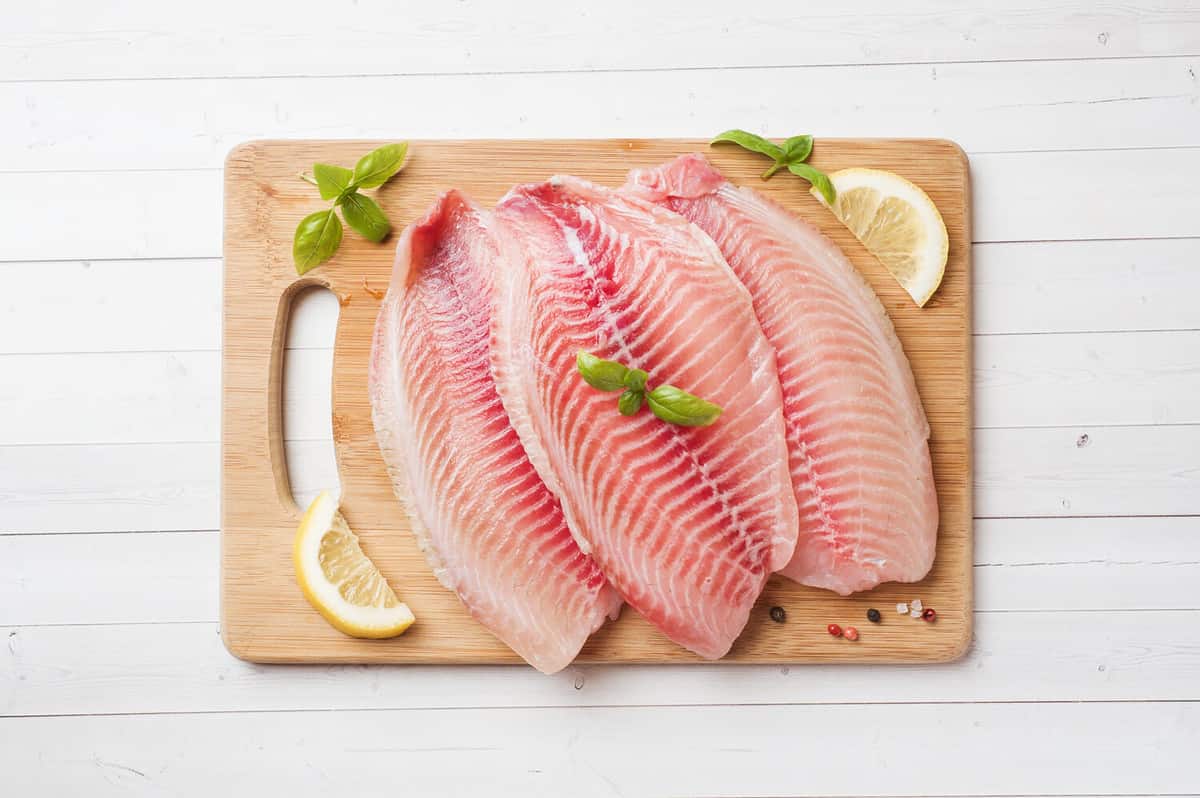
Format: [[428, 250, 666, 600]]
[[273, 282, 342, 515]]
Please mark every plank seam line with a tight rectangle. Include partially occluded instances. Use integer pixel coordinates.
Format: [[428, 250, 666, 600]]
[[5, 144, 1200, 176], [0, 528, 219, 538], [1, 235, 1197, 268], [4, 608, 1197, 630], [4, 235, 1199, 266], [12, 324, 1200, 357], [12, 323, 1200, 358], [6, 608, 1199, 631], [10, 416, 1200, 449], [0, 50, 1196, 85], [4, 233, 1196, 266], [975, 513, 1200, 521], [3, 698, 1199, 721]]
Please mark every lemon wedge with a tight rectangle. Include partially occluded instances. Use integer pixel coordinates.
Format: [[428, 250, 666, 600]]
[[294, 491, 414, 638], [813, 168, 949, 307]]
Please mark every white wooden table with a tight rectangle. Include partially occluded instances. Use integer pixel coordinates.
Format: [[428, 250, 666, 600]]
[[3, 2, 1198, 794]]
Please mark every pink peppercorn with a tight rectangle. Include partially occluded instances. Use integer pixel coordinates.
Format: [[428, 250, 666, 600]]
[[922, 608, 937, 622], [843, 626, 859, 641], [827, 623, 843, 637]]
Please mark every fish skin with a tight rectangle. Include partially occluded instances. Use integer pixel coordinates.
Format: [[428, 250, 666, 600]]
[[490, 175, 798, 659], [368, 189, 621, 674], [625, 154, 939, 595]]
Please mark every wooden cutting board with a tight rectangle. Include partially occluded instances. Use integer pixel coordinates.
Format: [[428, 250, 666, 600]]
[[222, 138, 972, 665]]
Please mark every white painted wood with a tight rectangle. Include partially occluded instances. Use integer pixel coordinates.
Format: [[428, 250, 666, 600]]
[[975, 329, 1200, 428], [7, 57, 1199, 172], [0, 259, 222, 354], [7, 149, 1199, 263], [0, 169, 221, 262], [0, 443, 220, 534], [5, 238, 1199, 357], [5, 328, 1198, 447], [3, 610, 1197, 717], [5, 0, 1198, 81], [3, 703, 1195, 796], [973, 147, 1200, 241], [6, 3, 1200, 793], [0, 532, 218, 626], [975, 424, 1200, 517], [3, 422, 1196, 535], [974, 516, 1200, 610], [0, 351, 221, 445], [974, 237, 1200, 335], [5, 517, 1195, 627]]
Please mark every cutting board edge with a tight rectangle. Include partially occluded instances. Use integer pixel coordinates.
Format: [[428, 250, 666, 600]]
[[220, 137, 974, 667]]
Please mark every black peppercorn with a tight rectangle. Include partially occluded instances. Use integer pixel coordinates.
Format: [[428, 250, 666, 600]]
[[769, 606, 787, 623], [866, 608, 882, 624]]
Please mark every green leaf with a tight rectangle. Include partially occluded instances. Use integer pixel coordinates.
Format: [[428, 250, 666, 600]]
[[339, 192, 392, 243], [781, 135, 813, 164], [618, 389, 645, 416], [312, 163, 355, 201], [646, 385, 723, 427], [788, 162, 837, 206], [576, 351, 630, 392], [710, 130, 785, 161], [624, 368, 648, 393], [292, 209, 343, 275], [761, 162, 785, 180], [352, 142, 409, 189]]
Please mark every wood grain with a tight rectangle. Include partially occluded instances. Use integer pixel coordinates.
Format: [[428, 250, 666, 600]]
[[6, 0, 1196, 81], [221, 138, 972, 664]]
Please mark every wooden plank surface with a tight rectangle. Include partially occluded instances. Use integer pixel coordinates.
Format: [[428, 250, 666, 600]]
[[5, 0, 1198, 81], [9, 2, 1200, 794], [5, 703, 1197, 797], [221, 137, 972, 664]]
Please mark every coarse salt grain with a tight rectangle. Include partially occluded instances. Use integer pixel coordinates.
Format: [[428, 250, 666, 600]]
[[911, 598, 923, 612], [910, 608, 923, 618], [896, 603, 908, 614]]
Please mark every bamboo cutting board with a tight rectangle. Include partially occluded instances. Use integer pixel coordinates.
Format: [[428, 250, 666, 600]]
[[222, 138, 972, 665]]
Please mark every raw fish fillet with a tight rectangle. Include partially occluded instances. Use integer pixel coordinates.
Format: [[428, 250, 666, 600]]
[[626, 154, 938, 595], [490, 176, 798, 659], [369, 190, 622, 674]]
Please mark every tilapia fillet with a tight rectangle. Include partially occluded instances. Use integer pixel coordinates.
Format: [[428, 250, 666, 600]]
[[490, 176, 798, 659], [368, 190, 621, 674], [626, 154, 938, 595]]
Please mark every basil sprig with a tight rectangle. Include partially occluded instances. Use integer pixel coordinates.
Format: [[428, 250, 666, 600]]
[[293, 142, 409, 274], [576, 351, 723, 427], [710, 130, 836, 205]]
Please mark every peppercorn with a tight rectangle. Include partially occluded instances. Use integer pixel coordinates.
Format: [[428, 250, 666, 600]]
[[922, 607, 937, 622], [827, 623, 843, 637], [866, 608, 881, 624], [843, 626, 859, 641], [769, 606, 787, 624]]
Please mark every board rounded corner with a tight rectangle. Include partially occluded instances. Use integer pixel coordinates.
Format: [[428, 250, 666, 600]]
[[219, 622, 267, 664]]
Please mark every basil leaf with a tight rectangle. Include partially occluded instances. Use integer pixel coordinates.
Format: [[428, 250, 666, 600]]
[[646, 385, 723, 427], [710, 130, 785, 161], [339, 192, 391, 243], [618, 389, 645, 416], [781, 135, 813, 164], [352, 142, 409, 189], [788, 162, 837, 206], [624, 368, 648, 392], [577, 351, 629, 392], [293, 209, 343, 275], [761, 161, 786, 180], [312, 163, 355, 201]]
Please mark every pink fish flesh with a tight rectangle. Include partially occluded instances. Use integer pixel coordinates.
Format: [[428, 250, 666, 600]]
[[489, 175, 798, 658], [626, 154, 938, 595], [369, 189, 622, 673]]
